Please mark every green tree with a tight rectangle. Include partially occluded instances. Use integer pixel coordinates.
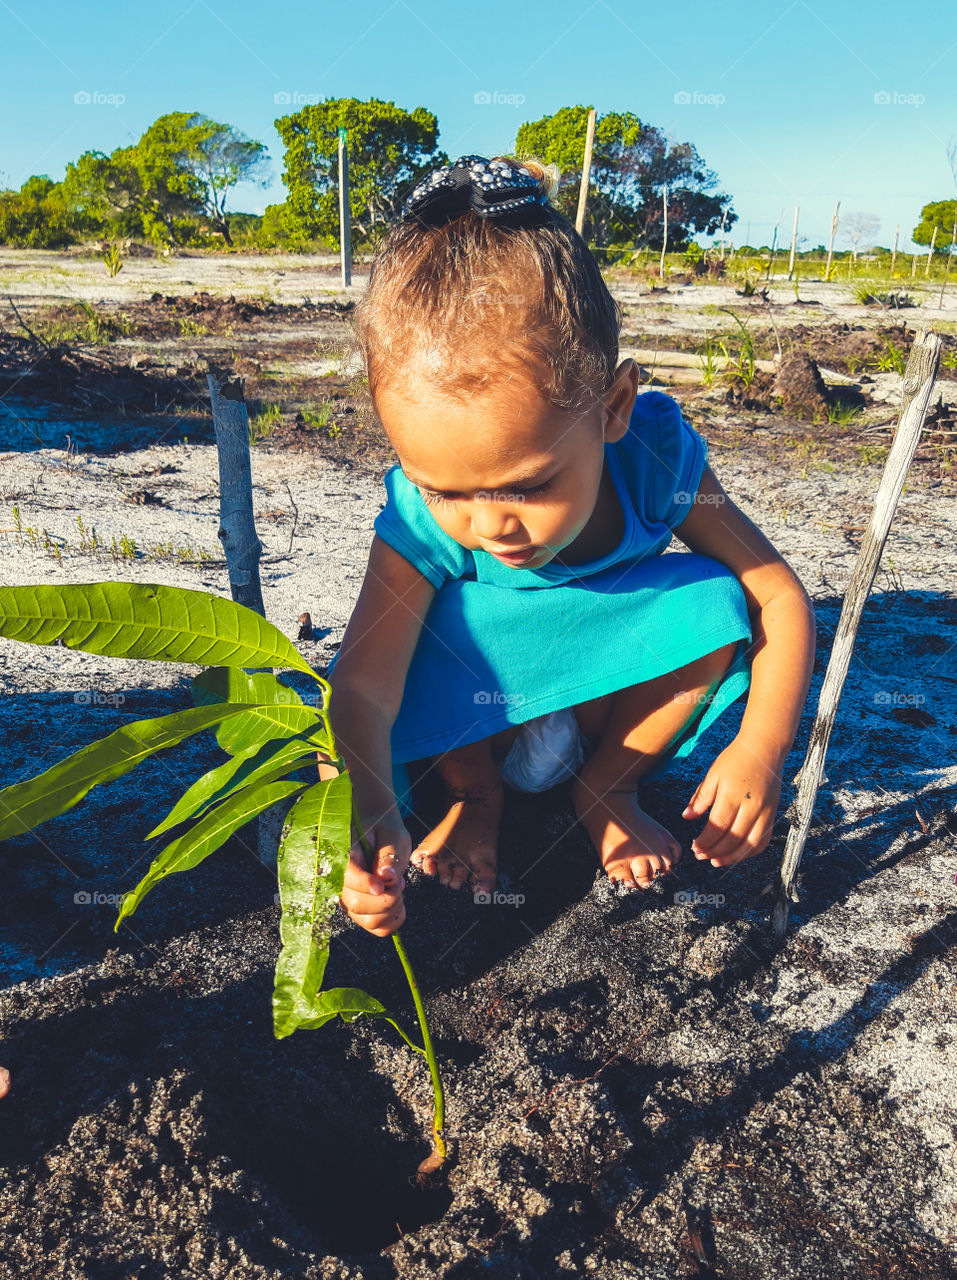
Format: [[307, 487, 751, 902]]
[[61, 113, 270, 247], [274, 97, 445, 247], [155, 112, 270, 244], [913, 199, 957, 250], [516, 106, 735, 254], [0, 176, 76, 248]]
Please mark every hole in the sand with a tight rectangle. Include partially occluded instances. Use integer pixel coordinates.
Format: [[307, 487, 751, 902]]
[[205, 1078, 453, 1253]]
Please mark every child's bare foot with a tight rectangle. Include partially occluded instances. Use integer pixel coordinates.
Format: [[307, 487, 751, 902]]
[[410, 781, 503, 894], [571, 777, 682, 890]]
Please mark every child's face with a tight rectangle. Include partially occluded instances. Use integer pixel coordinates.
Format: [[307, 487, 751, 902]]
[[376, 361, 637, 570]]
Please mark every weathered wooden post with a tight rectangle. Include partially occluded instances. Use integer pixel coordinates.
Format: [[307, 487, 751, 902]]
[[207, 368, 292, 868], [659, 184, 669, 279], [925, 226, 937, 278], [825, 200, 840, 280], [338, 126, 352, 289], [787, 205, 799, 279], [575, 107, 596, 237], [208, 368, 264, 615], [771, 329, 942, 937], [890, 224, 900, 277]]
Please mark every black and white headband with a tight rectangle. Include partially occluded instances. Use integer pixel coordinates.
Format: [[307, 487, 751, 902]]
[[401, 154, 550, 226]]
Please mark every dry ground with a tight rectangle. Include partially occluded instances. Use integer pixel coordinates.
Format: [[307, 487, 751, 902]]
[[0, 248, 956, 1279]]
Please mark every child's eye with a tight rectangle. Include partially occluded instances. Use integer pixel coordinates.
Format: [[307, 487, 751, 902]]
[[419, 478, 552, 507]]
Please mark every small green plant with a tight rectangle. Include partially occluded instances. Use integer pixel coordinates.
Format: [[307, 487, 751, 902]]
[[825, 394, 863, 425], [940, 350, 957, 371], [0, 583, 447, 1177], [717, 310, 757, 389], [250, 403, 284, 443], [178, 317, 210, 338], [868, 342, 908, 376], [696, 338, 720, 388], [856, 443, 889, 466], [102, 243, 124, 278]]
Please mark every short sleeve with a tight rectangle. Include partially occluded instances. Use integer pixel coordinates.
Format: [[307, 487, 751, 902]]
[[373, 464, 471, 588], [641, 392, 709, 531]]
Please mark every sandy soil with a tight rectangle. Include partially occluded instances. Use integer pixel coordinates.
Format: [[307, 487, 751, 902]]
[[0, 251, 956, 1278]]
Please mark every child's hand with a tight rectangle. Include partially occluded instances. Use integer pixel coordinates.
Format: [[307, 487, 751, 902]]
[[339, 817, 412, 937], [681, 734, 784, 869]]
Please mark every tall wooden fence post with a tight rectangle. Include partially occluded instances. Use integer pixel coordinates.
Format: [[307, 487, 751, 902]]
[[207, 368, 292, 868], [890, 224, 900, 276], [338, 126, 352, 289], [771, 329, 942, 938], [575, 107, 597, 237], [925, 226, 937, 278], [787, 205, 799, 279], [825, 200, 840, 280], [659, 184, 669, 279]]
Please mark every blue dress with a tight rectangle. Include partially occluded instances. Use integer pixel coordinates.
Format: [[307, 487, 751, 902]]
[[329, 391, 753, 818]]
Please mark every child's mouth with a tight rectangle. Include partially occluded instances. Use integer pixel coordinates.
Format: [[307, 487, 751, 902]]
[[488, 546, 537, 565]]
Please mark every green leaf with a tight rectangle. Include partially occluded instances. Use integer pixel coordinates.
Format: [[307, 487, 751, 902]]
[[192, 667, 309, 709], [115, 779, 307, 929], [0, 582, 315, 676], [192, 667, 333, 757], [215, 704, 322, 757], [147, 734, 323, 839], [0, 704, 259, 841], [272, 774, 354, 1039], [287, 986, 425, 1054]]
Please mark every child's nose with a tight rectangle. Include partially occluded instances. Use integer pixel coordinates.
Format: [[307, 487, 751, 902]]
[[469, 499, 520, 540]]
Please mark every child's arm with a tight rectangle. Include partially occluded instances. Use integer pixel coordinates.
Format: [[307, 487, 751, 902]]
[[672, 464, 817, 868], [327, 534, 437, 935]]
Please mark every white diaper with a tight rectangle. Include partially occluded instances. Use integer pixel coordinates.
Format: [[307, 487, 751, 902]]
[[497, 708, 591, 794]]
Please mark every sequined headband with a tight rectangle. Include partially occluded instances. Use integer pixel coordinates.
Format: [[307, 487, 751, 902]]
[[401, 154, 550, 226]]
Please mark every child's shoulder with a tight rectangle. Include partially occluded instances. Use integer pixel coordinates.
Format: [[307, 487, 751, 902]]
[[613, 390, 709, 529]]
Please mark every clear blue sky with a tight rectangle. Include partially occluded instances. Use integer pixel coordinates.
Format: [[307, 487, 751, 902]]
[[2, 0, 954, 251]]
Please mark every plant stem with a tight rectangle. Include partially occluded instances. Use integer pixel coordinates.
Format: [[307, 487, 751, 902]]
[[352, 806, 447, 1169], [390, 930, 446, 1163]]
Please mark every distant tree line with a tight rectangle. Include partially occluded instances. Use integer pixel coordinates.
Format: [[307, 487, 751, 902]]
[[4, 97, 950, 257]]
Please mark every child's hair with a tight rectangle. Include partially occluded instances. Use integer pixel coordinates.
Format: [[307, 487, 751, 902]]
[[348, 156, 623, 415]]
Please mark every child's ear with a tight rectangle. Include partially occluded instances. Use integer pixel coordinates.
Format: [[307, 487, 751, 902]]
[[601, 359, 639, 444]]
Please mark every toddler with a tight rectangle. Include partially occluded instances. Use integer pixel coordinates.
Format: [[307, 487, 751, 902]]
[[320, 155, 817, 938]]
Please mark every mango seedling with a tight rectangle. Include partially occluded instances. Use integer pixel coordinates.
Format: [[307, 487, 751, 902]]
[[0, 581, 446, 1178]]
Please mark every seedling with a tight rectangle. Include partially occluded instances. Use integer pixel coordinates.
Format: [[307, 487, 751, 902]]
[[0, 582, 447, 1179]]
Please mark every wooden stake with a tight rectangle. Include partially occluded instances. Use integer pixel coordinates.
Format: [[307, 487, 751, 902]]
[[208, 369, 265, 616], [925, 225, 937, 278], [939, 213, 957, 308], [890, 224, 899, 276], [771, 329, 942, 938], [825, 200, 840, 280], [338, 126, 352, 288], [787, 205, 799, 279], [208, 370, 292, 867], [575, 108, 597, 237], [659, 184, 669, 279]]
